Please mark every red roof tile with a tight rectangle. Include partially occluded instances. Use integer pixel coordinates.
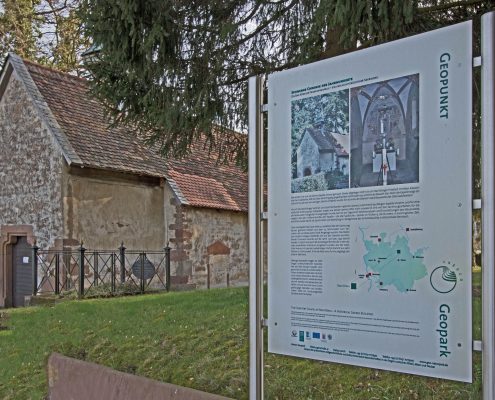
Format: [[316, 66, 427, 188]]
[[17, 58, 247, 212], [167, 171, 240, 211]]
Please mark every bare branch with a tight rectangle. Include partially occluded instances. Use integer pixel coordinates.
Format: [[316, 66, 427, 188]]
[[419, 0, 488, 14]]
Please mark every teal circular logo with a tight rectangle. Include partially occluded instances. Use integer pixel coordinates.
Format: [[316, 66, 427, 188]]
[[430, 266, 457, 294]]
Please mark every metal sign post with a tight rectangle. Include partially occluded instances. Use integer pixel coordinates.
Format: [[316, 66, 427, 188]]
[[481, 10, 495, 400], [249, 75, 265, 400]]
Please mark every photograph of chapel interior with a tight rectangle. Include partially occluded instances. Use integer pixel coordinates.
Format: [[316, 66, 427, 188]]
[[350, 74, 420, 188]]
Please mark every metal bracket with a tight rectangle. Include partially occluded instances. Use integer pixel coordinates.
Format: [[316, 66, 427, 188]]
[[261, 212, 268, 221], [473, 199, 482, 210], [261, 318, 269, 328], [474, 340, 482, 352], [261, 104, 269, 113], [473, 56, 482, 67]]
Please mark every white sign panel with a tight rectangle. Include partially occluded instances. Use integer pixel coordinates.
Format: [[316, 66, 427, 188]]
[[268, 22, 472, 382]]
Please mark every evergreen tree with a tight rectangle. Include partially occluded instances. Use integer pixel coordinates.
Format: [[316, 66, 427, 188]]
[[81, 0, 493, 171]]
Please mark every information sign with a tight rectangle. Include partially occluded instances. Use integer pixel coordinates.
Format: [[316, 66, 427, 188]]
[[267, 21, 472, 382]]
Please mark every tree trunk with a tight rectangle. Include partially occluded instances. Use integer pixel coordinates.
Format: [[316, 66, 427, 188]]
[[322, 23, 352, 59]]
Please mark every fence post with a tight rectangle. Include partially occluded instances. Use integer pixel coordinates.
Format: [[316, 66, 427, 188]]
[[119, 242, 126, 284], [32, 244, 39, 296], [165, 245, 171, 292], [64, 252, 71, 290], [140, 253, 145, 293], [93, 251, 98, 287], [55, 253, 60, 295], [111, 253, 116, 293], [207, 264, 210, 290], [78, 243, 85, 298]]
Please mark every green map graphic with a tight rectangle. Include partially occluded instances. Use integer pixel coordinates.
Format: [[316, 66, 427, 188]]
[[361, 229, 427, 292]]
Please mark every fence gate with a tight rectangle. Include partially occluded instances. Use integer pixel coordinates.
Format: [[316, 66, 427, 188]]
[[12, 236, 32, 307]]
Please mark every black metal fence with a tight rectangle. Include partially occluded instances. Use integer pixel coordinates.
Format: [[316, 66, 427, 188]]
[[31, 244, 171, 298]]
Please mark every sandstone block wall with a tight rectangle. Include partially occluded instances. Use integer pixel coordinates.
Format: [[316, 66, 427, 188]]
[[165, 185, 249, 287]]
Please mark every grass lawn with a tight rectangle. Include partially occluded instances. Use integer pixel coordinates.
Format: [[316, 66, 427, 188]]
[[0, 271, 483, 400]]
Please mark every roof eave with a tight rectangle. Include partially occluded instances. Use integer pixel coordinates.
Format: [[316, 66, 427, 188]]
[[182, 202, 247, 213]]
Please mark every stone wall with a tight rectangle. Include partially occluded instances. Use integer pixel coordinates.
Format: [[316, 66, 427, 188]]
[[0, 70, 249, 297], [337, 155, 349, 175], [0, 71, 63, 249], [165, 185, 249, 287], [62, 167, 165, 250], [187, 207, 248, 288], [297, 133, 320, 178], [319, 151, 335, 172]]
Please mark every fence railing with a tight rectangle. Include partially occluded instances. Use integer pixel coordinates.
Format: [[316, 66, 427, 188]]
[[32, 244, 171, 298]]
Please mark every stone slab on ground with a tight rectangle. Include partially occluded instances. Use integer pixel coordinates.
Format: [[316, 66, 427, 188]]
[[47, 352, 233, 400]]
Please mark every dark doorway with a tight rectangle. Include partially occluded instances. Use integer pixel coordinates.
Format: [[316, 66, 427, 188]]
[[12, 236, 32, 307]]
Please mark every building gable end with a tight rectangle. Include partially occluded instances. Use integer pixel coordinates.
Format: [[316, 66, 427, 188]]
[[0, 63, 13, 103], [3, 54, 83, 167]]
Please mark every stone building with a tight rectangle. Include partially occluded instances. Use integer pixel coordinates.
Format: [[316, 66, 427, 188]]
[[296, 128, 349, 178], [0, 54, 248, 307]]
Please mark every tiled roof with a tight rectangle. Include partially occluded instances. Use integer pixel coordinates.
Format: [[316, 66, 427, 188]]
[[305, 128, 349, 157], [8, 55, 247, 212], [167, 171, 240, 211], [306, 128, 335, 151], [24, 59, 168, 178], [165, 137, 248, 211]]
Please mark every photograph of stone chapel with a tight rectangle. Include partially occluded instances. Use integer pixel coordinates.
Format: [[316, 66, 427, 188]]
[[350, 74, 420, 187], [0, 54, 249, 307], [291, 89, 350, 193]]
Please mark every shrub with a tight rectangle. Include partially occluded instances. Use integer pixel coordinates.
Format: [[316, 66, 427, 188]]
[[291, 173, 328, 193]]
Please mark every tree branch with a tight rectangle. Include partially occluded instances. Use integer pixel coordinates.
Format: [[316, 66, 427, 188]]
[[419, 0, 487, 14], [34, 1, 69, 16], [228, 0, 299, 49]]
